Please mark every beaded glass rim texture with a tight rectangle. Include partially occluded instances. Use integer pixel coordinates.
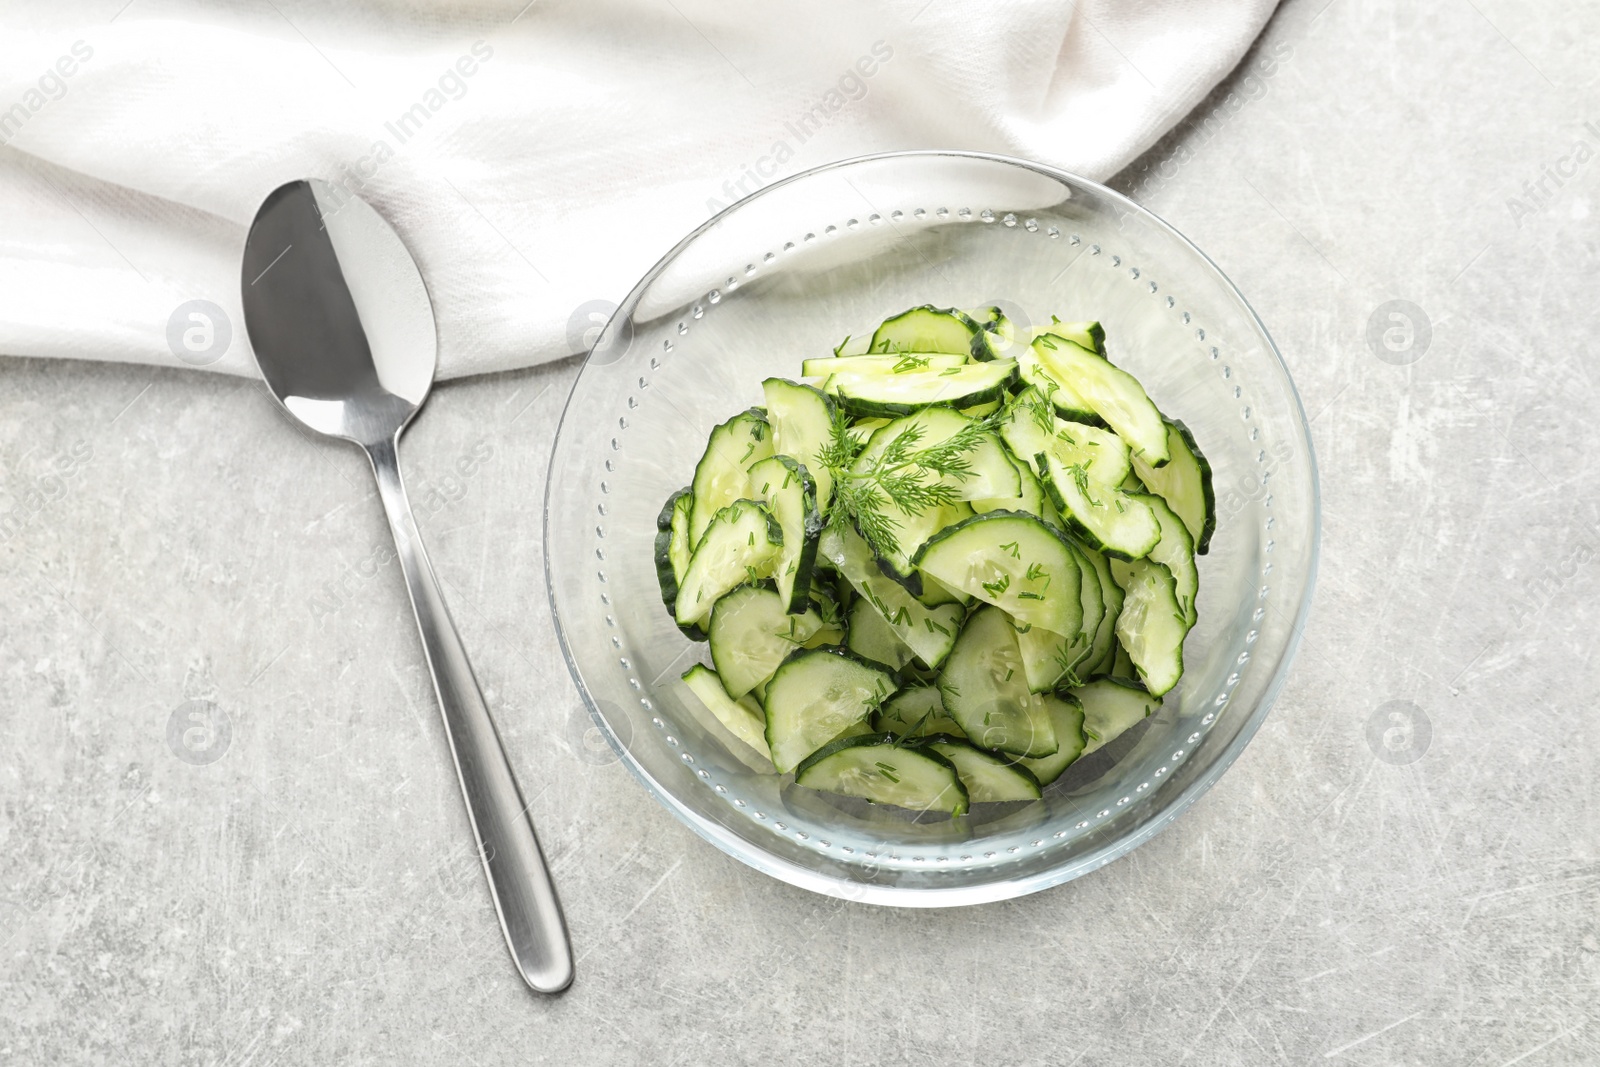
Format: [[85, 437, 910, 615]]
[[544, 150, 1320, 906]]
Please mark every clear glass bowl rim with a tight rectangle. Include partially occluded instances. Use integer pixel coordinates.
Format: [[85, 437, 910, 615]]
[[544, 149, 1321, 907]]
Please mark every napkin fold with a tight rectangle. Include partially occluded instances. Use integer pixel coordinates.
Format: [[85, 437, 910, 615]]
[[0, 0, 1277, 380]]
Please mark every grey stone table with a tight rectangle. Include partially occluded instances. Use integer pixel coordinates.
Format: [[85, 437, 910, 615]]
[[4, 1, 1599, 1063]]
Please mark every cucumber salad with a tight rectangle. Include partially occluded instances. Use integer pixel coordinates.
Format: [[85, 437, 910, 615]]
[[655, 305, 1214, 817]]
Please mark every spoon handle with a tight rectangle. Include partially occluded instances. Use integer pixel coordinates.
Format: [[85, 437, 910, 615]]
[[365, 435, 574, 995]]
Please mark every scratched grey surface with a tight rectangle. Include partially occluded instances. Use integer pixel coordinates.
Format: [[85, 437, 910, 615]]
[[4, 1, 1600, 1064]]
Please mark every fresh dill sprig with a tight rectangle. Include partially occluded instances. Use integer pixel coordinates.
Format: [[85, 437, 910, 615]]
[[888, 703, 938, 749], [823, 411, 998, 560], [1052, 640, 1095, 690], [816, 403, 863, 475], [1017, 387, 1056, 436], [891, 354, 931, 373], [981, 572, 1011, 598], [1068, 462, 1104, 508]]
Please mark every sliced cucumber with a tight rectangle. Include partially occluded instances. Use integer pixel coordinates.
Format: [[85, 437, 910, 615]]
[[1072, 543, 1106, 668], [876, 511, 972, 598], [1004, 395, 1132, 502], [689, 408, 774, 546], [802, 571, 847, 649], [1014, 694, 1086, 786], [654, 487, 694, 625], [681, 664, 772, 762], [846, 595, 917, 671], [1073, 677, 1160, 754], [1016, 343, 1104, 426], [674, 500, 783, 628], [804, 624, 845, 649], [1131, 419, 1216, 554], [1109, 638, 1135, 679], [1081, 543, 1123, 675], [971, 451, 1048, 516], [763, 647, 898, 773], [967, 306, 1008, 331], [1050, 419, 1133, 488], [1030, 334, 1169, 468], [939, 606, 1058, 758], [801, 352, 967, 379], [1107, 558, 1187, 697], [844, 425, 883, 452], [967, 306, 1017, 360], [913, 511, 1083, 637], [919, 737, 1041, 801], [820, 525, 966, 669], [879, 501, 976, 592], [869, 305, 991, 361], [873, 685, 966, 739], [996, 387, 1059, 479], [1016, 621, 1093, 693], [708, 584, 826, 699], [1037, 320, 1105, 354], [808, 569, 846, 624], [669, 489, 695, 580], [1037, 451, 1161, 562], [834, 360, 1017, 418], [916, 571, 973, 608], [831, 332, 872, 357], [746, 454, 822, 614], [658, 303, 1206, 814], [761, 379, 836, 517], [1013, 550, 1103, 694], [1135, 492, 1198, 626], [794, 733, 968, 815], [1039, 493, 1067, 532]]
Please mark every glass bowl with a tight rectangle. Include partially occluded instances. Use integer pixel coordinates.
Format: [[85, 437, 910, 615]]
[[544, 151, 1318, 906]]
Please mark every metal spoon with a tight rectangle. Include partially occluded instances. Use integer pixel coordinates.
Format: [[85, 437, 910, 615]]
[[240, 179, 573, 994]]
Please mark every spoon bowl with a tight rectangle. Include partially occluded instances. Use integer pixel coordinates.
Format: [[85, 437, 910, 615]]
[[242, 181, 432, 442]]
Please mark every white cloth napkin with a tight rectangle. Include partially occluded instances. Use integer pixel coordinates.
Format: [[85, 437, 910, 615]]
[[0, 0, 1277, 380]]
